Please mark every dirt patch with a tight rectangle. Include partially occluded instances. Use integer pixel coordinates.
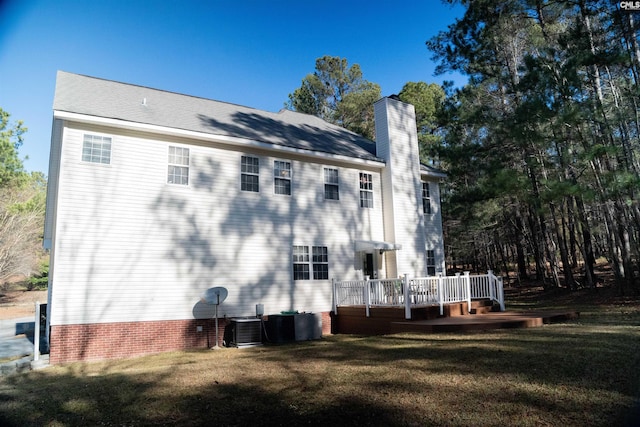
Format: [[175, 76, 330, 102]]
[[0, 290, 47, 320]]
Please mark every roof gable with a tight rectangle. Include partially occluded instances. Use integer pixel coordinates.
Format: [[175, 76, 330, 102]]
[[53, 71, 380, 161]]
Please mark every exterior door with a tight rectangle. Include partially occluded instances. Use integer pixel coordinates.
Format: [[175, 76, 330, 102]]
[[363, 253, 376, 279]]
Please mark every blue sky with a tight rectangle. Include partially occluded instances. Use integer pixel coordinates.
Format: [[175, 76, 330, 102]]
[[0, 0, 465, 174]]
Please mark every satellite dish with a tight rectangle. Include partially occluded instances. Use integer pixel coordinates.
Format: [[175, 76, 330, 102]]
[[200, 287, 228, 350], [201, 287, 228, 305]]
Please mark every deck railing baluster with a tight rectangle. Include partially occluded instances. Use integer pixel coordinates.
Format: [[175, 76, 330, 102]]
[[333, 272, 505, 313]]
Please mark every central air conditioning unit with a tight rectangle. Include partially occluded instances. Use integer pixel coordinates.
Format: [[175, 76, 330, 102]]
[[226, 318, 262, 348]]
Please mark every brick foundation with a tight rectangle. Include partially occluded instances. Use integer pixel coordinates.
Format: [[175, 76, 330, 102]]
[[49, 312, 333, 364]]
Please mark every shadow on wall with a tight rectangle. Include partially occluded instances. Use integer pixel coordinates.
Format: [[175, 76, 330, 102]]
[[150, 126, 369, 318], [59, 111, 377, 360]]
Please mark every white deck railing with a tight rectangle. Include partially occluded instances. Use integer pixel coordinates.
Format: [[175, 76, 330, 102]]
[[332, 271, 505, 320]]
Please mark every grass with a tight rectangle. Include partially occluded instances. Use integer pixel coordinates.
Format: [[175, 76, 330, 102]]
[[0, 285, 638, 426]]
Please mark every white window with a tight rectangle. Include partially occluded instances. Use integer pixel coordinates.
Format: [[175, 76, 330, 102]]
[[426, 250, 436, 276], [167, 146, 189, 185], [274, 160, 291, 195], [422, 182, 432, 214], [293, 245, 329, 280], [293, 246, 309, 280], [359, 172, 373, 208], [241, 156, 259, 192], [312, 246, 329, 280], [324, 168, 339, 200], [82, 134, 111, 164]]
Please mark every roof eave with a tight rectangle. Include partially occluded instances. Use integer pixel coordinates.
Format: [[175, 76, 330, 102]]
[[54, 110, 386, 168], [420, 164, 448, 179]]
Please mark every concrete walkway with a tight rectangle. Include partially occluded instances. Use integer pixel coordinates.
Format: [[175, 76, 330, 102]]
[[0, 316, 49, 375]]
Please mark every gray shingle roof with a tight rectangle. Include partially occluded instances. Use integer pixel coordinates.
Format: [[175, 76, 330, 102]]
[[420, 163, 447, 178], [53, 71, 381, 162]]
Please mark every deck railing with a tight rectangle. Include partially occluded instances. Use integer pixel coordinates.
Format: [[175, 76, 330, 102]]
[[332, 271, 505, 320]]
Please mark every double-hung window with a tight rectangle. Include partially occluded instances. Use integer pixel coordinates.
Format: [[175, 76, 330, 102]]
[[324, 168, 339, 200], [312, 246, 329, 279], [293, 245, 329, 280], [167, 146, 189, 185], [274, 160, 291, 195], [293, 246, 310, 280], [359, 172, 373, 208], [422, 182, 432, 214], [241, 156, 259, 192], [426, 250, 436, 276], [82, 134, 111, 164]]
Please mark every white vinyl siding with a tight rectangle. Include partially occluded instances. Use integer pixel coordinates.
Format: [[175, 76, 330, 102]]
[[49, 124, 386, 325], [44, 119, 64, 248], [374, 97, 429, 277], [423, 179, 446, 275]]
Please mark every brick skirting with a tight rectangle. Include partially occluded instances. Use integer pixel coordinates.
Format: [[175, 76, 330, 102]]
[[49, 312, 333, 364]]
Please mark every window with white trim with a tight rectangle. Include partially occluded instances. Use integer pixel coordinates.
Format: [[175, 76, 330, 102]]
[[422, 182, 432, 214], [293, 245, 329, 280], [293, 246, 309, 280], [274, 160, 291, 195], [426, 250, 436, 276], [324, 168, 339, 200], [241, 156, 259, 192], [359, 172, 373, 208], [82, 134, 111, 164], [312, 246, 329, 279], [167, 146, 189, 185]]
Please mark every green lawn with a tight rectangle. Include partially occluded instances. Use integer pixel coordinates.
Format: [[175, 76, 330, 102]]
[[0, 286, 638, 426]]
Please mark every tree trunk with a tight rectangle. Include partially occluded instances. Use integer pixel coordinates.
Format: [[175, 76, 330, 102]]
[[549, 200, 575, 289], [574, 195, 596, 288], [514, 207, 529, 281]]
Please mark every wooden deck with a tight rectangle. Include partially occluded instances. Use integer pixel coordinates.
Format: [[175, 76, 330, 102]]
[[333, 300, 579, 335]]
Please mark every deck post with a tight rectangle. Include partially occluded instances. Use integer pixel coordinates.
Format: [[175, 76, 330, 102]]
[[34, 301, 40, 362], [332, 278, 337, 314], [464, 271, 471, 313], [488, 270, 495, 302], [364, 276, 371, 317], [403, 274, 411, 320], [438, 273, 444, 316], [497, 276, 505, 311]]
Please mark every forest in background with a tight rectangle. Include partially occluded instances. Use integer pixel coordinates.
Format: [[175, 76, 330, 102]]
[[425, 0, 639, 294], [288, 1, 639, 295], [0, 108, 47, 289]]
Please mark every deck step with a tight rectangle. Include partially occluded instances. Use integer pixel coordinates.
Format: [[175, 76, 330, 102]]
[[389, 311, 580, 334]]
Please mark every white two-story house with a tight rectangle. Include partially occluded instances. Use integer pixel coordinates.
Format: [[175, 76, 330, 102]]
[[44, 71, 446, 363]]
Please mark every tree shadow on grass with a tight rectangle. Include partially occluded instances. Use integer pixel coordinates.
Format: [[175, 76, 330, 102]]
[[0, 368, 411, 426], [0, 371, 164, 426], [1, 324, 638, 426]]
